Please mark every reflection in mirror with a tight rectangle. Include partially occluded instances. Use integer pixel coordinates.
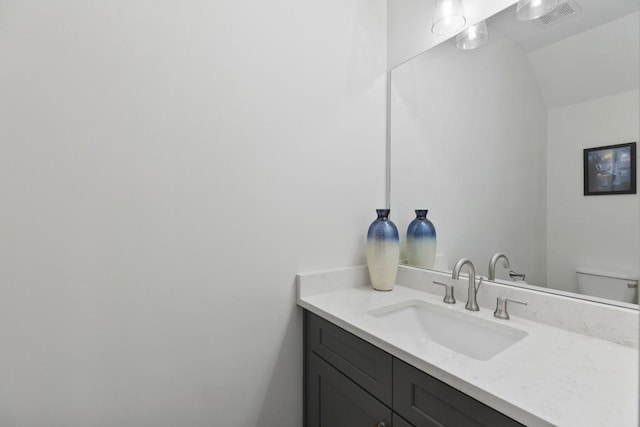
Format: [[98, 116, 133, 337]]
[[390, 0, 639, 308]]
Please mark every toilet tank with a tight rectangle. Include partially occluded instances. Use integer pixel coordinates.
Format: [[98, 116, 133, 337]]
[[576, 268, 638, 303]]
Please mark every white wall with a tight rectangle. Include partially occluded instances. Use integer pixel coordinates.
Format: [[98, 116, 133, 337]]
[[0, 1, 386, 425], [390, 30, 547, 282], [547, 89, 640, 292]]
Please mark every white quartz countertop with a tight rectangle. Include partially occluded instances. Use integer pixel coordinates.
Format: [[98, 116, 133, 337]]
[[297, 270, 638, 427]]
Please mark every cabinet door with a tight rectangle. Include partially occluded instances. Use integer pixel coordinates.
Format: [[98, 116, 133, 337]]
[[306, 352, 391, 427], [393, 359, 524, 427], [306, 311, 393, 406], [393, 413, 414, 427]]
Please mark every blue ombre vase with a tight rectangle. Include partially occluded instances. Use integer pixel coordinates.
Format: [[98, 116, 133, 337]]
[[406, 210, 437, 269], [366, 209, 400, 291]]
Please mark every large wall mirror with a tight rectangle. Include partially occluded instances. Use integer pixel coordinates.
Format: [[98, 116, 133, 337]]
[[390, 0, 640, 308]]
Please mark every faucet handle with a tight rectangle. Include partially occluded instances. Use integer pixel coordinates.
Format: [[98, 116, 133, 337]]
[[433, 281, 456, 304], [475, 277, 483, 293], [494, 296, 527, 320]]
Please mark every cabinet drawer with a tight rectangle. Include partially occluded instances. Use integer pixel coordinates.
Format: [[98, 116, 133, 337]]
[[306, 311, 393, 406], [393, 359, 524, 427]]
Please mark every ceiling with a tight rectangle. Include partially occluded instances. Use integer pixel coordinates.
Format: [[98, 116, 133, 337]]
[[490, 0, 640, 52], [490, 0, 640, 108]]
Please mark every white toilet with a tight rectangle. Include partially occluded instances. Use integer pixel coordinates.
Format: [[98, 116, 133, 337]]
[[576, 268, 639, 303]]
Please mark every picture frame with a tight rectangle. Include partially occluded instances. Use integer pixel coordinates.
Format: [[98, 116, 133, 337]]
[[583, 142, 636, 196]]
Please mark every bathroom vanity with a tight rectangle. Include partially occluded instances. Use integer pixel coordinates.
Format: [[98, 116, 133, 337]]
[[297, 266, 639, 427], [305, 311, 524, 426]]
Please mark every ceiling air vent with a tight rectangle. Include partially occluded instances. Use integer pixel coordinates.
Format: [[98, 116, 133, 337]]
[[538, 1, 581, 26]]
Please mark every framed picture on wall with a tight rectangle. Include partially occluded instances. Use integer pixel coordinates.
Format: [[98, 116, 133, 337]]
[[583, 142, 637, 196]]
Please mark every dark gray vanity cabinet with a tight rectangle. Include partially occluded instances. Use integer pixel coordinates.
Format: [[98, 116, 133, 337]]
[[393, 358, 525, 427], [304, 310, 524, 427], [392, 414, 414, 427], [306, 352, 392, 427], [305, 310, 395, 427]]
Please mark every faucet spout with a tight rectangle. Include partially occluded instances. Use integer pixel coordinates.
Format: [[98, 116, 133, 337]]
[[488, 253, 510, 281], [452, 258, 481, 311]]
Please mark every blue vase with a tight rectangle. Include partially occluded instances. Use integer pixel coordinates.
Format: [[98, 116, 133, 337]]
[[406, 210, 437, 269], [366, 209, 400, 291]]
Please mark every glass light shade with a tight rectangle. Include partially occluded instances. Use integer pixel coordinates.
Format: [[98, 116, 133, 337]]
[[516, 0, 560, 21], [455, 20, 488, 50], [431, 0, 466, 37]]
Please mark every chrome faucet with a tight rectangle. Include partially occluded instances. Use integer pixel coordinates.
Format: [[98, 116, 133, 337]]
[[452, 258, 482, 311], [488, 253, 510, 281]]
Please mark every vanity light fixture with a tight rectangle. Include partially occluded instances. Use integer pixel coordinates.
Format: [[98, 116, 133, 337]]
[[455, 20, 488, 50], [516, 0, 560, 21], [431, 0, 466, 36]]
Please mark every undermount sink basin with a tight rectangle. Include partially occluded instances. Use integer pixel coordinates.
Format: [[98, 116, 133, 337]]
[[369, 300, 528, 361]]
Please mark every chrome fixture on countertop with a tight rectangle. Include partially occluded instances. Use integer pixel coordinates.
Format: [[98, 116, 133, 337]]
[[509, 270, 526, 282], [433, 281, 456, 304], [452, 258, 483, 311], [488, 253, 510, 281], [494, 296, 528, 320]]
